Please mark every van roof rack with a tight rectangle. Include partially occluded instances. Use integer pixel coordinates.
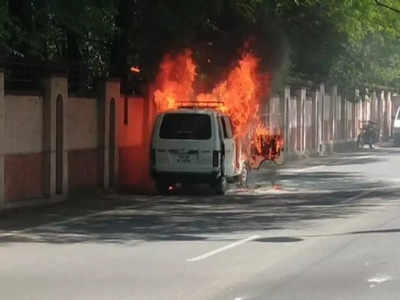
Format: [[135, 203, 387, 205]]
[[177, 101, 224, 110]]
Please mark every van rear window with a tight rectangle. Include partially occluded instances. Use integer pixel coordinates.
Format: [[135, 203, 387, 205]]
[[160, 113, 211, 140]]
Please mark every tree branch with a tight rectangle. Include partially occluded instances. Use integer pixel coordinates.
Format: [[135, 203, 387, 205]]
[[375, 0, 400, 14]]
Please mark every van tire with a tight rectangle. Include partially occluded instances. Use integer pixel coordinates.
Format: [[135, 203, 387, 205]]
[[215, 176, 227, 195], [156, 180, 171, 195]]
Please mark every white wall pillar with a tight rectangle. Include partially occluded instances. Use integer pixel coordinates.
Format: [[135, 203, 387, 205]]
[[387, 91, 392, 138], [0, 71, 5, 205], [99, 79, 120, 190], [371, 91, 378, 123], [299, 88, 306, 152], [378, 91, 384, 139], [283, 86, 290, 155], [352, 100, 356, 139], [379, 90, 386, 140], [311, 89, 319, 153], [319, 84, 325, 145], [341, 97, 346, 141], [353, 90, 358, 138], [331, 86, 338, 141], [106, 80, 120, 189], [295, 90, 301, 152], [295, 89, 301, 152], [43, 76, 68, 197]]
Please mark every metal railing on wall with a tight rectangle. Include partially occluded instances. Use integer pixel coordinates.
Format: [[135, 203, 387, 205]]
[[2, 60, 47, 92], [0, 57, 97, 96]]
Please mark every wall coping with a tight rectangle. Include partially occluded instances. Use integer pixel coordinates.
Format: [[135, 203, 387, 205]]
[[106, 78, 120, 83], [43, 73, 68, 79], [68, 96, 97, 101], [5, 90, 43, 97]]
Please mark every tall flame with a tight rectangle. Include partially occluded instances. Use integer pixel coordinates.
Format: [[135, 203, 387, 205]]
[[197, 52, 264, 138], [153, 49, 196, 112], [151, 48, 282, 168]]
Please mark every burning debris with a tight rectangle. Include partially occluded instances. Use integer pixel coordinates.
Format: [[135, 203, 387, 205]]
[[151, 47, 283, 170], [249, 125, 283, 169]]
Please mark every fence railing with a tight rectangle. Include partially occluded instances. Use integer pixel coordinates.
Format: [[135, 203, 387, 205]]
[[0, 57, 96, 96], [266, 86, 394, 156]]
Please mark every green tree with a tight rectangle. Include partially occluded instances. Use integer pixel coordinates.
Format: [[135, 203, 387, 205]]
[[262, 0, 400, 90], [2, 0, 400, 93]]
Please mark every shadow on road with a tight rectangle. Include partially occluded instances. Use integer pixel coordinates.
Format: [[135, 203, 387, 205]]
[[349, 228, 400, 235], [1, 146, 400, 245], [0, 177, 399, 245], [255, 237, 304, 243]]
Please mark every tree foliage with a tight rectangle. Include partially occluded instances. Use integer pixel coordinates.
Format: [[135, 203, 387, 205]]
[[1, 0, 400, 92], [265, 0, 400, 90]]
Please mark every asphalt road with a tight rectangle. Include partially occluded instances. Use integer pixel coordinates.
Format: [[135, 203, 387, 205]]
[[1, 146, 400, 300]]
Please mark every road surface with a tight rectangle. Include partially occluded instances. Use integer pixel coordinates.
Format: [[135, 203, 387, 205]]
[[1, 146, 400, 300]]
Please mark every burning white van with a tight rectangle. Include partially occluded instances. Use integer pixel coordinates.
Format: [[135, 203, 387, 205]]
[[151, 108, 248, 195]]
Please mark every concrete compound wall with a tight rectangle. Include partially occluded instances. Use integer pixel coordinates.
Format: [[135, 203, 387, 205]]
[[0, 70, 395, 208], [116, 95, 154, 193], [4, 94, 44, 201], [0, 72, 120, 208], [66, 97, 99, 191]]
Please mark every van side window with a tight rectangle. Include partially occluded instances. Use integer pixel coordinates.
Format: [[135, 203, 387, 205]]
[[219, 116, 228, 138], [223, 117, 233, 138], [217, 117, 224, 139]]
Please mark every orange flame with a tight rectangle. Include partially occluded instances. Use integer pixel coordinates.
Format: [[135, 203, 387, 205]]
[[130, 66, 141, 73], [153, 49, 196, 112], [151, 48, 283, 168], [197, 52, 264, 138]]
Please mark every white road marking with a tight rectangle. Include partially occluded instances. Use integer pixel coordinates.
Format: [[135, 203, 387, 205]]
[[283, 165, 323, 173], [187, 235, 260, 262], [368, 274, 392, 288], [342, 189, 374, 203]]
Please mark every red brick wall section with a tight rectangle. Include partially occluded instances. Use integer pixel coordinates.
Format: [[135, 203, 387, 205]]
[[68, 149, 99, 191], [118, 146, 154, 193], [5, 153, 44, 201]]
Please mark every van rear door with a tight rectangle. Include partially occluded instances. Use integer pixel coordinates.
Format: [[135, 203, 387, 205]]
[[155, 113, 216, 173]]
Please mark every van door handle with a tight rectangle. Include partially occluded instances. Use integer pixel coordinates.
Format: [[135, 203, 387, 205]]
[[187, 150, 199, 155]]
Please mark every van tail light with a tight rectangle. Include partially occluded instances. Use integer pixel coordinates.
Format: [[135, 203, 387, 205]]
[[151, 149, 156, 165], [213, 151, 219, 167]]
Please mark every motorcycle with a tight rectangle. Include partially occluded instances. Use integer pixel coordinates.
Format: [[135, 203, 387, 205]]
[[357, 121, 379, 149]]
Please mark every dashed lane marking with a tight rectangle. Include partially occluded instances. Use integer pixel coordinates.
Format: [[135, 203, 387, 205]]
[[187, 235, 260, 262]]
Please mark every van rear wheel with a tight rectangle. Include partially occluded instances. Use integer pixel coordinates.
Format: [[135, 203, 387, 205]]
[[215, 176, 227, 195], [156, 180, 171, 195]]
